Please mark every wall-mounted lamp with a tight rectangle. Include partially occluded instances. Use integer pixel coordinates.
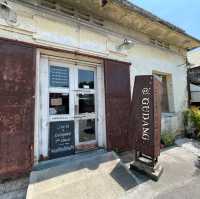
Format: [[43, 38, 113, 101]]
[[117, 38, 135, 51]]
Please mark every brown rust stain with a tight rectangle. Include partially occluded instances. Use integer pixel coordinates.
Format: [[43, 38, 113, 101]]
[[0, 40, 36, 178]]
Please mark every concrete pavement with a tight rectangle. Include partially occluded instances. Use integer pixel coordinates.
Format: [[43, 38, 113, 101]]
[[154, 138, 200, 199], [26, 139, 200, 199], [122, 138, 200, 199], [27, 151, 137, 199], [155, 176, 200, 199]]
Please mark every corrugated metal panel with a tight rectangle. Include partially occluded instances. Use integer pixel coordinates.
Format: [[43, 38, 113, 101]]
[[129, 75, 161, 158], [104, 59, 131, 151], [0, 40, 36, 178]]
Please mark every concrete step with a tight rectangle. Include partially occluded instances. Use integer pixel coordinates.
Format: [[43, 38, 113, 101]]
[[30, 150, 117, 184], [32, 148, 106, 172], [0, 177, 29, 195], [0, 188, 27, 199]]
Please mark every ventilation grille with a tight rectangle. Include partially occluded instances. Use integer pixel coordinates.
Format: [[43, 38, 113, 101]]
[[58, 3, 75, 17], [26, 0, 104, 27], [150, 39, 170, 50], [40, 0, 57, 9]]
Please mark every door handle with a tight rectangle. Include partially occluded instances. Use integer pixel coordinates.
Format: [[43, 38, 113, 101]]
[[74, 115, 86, 119]]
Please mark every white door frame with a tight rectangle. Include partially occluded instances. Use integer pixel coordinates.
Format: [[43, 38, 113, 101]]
[[34, 49, 106, 164]]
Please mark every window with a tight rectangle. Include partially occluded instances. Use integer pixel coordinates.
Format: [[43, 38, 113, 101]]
[[78, 94, 95, 114], [49, 64, 70, 116], [49, 93, 69, 115], [79, 119, 95, 142], [49, 66, 69, 88], [78, 69, 94, 89], [153, 72, 174, 113]]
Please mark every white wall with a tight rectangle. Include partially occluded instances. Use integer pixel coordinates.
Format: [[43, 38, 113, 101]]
[[127, 44, 187, 133], [0, 1, 188, 133]]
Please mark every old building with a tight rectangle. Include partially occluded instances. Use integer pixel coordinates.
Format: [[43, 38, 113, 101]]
[[0, 0, 200, 178]]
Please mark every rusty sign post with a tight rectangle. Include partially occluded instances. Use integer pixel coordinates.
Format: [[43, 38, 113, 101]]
[[129, 75, 163, 181]]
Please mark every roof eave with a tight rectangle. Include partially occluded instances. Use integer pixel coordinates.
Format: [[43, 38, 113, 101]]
[[113, 0, 200, 50]]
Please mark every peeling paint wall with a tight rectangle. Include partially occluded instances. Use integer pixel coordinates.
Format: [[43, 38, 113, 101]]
[[0, 1, 188, 137]]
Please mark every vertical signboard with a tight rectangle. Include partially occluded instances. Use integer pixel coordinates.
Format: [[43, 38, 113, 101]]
[[49, 121, 75, 159], [129, 75, 162, 160]]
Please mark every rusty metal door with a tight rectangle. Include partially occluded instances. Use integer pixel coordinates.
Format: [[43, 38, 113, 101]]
[[104, 60, 131, 151], [0, 40, 36, 178]]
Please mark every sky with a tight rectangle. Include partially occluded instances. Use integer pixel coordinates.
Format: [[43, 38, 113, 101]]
[[130, 0, 200, 40]]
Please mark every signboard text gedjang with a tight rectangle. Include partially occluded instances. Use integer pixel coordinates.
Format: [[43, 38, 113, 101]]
[[141, 87, 151, 141]]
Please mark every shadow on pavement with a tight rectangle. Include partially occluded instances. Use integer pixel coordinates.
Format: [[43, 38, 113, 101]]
[[29, 151, 142, 192]]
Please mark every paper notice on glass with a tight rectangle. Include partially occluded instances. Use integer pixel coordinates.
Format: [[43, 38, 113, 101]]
[[83, 85, 90, 89], [51, 98, 62, 106]]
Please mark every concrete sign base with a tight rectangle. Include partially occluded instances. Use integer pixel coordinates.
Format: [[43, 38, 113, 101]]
[[130, 157, 163, 181]]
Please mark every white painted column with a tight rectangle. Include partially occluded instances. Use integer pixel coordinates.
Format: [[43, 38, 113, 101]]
[[97, 64, 107, 147], [39, 56, 49, 158]]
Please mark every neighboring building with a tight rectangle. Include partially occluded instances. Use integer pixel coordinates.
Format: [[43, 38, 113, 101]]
[[0, 0, 200, 178], [188, 50, 200, 105], [188, 50, 200, 68]]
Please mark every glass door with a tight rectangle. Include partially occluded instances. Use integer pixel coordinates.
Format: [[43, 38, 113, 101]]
[[47, 61, 97, 159], [74, 66, 97, 150], [48, 61, 75, 159]]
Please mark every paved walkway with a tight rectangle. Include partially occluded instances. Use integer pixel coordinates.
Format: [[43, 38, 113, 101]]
[[26, 138, 200, 199], [175, 138, 200, 156], [155, 176, 200, 199], [122, 138, 200, 199], [27, 151, 137, 199], [154, 138, 200, 199]]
